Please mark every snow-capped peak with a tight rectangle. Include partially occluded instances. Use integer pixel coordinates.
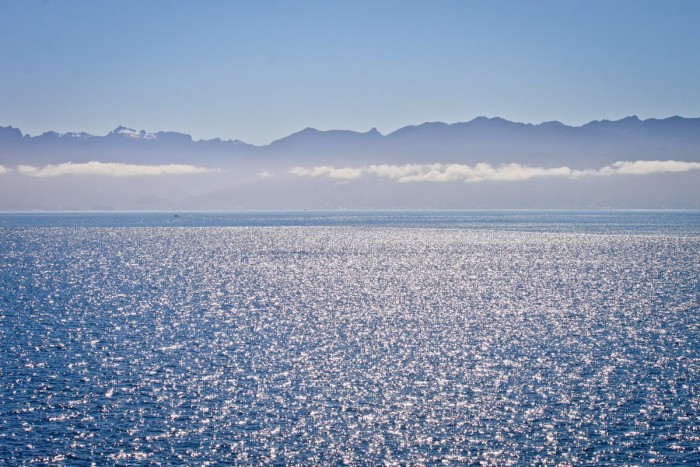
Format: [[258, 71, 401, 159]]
[[110, 126, 157, 140]]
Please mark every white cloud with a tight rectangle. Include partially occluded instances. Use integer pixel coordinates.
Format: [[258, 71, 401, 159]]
[[365, 164, 436, 180], [593, 160, 700, 176], [381, 163, 575, 183], [258, 171, 275, 178], [0, 164, 8, 175], [17, 161, 219, 177], [290, 160, 700, 183], [290, 165, 363, 180]]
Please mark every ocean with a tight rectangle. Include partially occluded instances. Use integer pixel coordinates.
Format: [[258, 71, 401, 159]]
[[1, 211, 698, 464]]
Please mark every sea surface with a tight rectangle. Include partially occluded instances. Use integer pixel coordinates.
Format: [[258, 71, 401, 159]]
[[1, 211, 699, 464]]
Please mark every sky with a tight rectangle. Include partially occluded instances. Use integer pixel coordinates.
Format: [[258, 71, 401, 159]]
[[1, 0, 699, 145]]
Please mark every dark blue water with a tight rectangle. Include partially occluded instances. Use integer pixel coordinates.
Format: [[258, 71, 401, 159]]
[[1, 211, 699, 464]]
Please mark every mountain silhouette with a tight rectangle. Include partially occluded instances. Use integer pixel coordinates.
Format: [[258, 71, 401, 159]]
[[2, 116, 699, 168], [1, 116, 699, 210]]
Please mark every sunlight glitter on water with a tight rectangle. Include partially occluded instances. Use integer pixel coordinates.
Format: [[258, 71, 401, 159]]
[[1, 217, 699, 464]]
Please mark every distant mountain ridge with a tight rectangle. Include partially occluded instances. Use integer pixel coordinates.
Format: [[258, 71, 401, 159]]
[[1, 116, 699, 168], [2, 114, 699, 145], [2, 116, 699, 211]]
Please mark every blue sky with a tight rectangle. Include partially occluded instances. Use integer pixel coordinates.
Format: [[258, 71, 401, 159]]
[[1, 0, 699, 144]]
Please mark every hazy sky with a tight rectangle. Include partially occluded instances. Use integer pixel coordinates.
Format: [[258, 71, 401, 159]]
[[1, 0, 698, 144]]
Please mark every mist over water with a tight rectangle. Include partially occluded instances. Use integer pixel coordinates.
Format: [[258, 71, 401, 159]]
[[1, 212, 699, 464]]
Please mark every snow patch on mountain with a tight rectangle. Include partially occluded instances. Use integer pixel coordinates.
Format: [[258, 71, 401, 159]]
[[110, 126, 157, 140]]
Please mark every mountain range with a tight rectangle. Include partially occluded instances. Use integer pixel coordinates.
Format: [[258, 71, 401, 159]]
[[2, 115, 700, 167], [1, 116, 699, 210]]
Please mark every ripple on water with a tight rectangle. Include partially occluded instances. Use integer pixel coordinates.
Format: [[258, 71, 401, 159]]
[[0, 224, 699, 464]]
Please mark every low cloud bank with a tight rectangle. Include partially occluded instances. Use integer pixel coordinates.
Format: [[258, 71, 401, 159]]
[[0, 165, 8, 175], [290, 166, 363, 180], [18, 161, 219, 177], [291, 160, 700, 183], [594, 160, 700, 176]]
